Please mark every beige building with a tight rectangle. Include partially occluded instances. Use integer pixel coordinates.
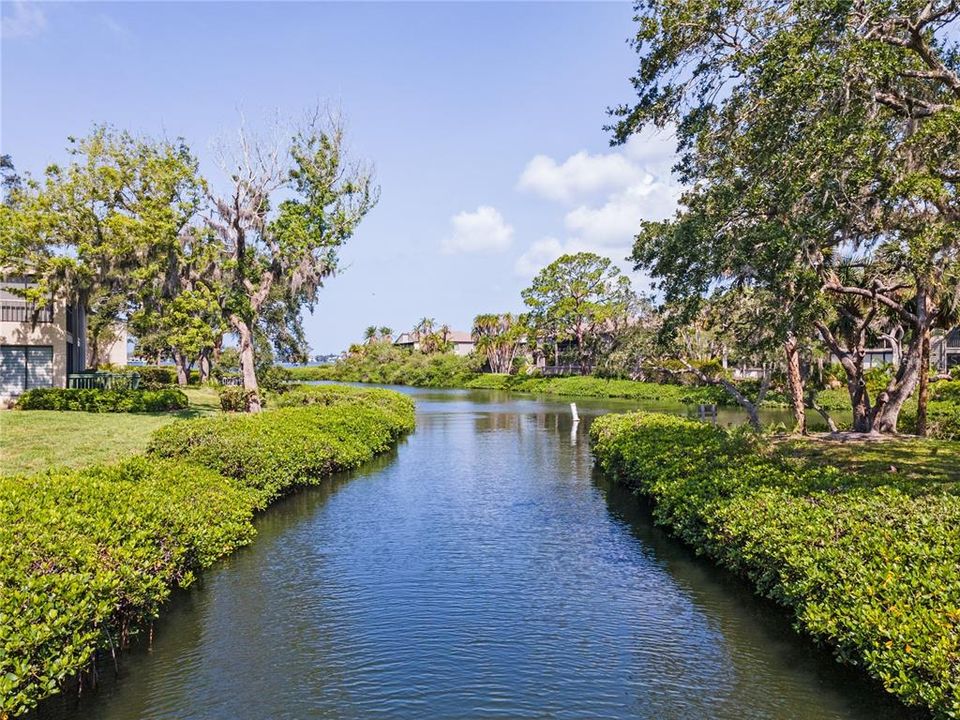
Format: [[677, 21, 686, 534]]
[[89, 323, 129, 368], [0, 276, 91, 401], [394, 329, 476, 357]]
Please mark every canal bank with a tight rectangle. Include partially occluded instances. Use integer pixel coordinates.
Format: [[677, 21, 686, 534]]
[[33, 388, 919, 720], [6, 386, 415, 718], [591, 411, 959, 719]]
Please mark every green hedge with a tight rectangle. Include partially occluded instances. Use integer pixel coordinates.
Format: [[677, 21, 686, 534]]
[[16, 388, 189, 413], [931, 380, 960, 404], [299, 344, 483, 388], [149, 385, 415, 505], [125, 365, 176, 389], [0, 458, 260, 715], [0, 386, 414, 716], [271, 383, 416, 427], [287, 365, 336, 381], [899, 401, 960, 440], [590, 412, 960, 718], [464, 374, 769, 406]]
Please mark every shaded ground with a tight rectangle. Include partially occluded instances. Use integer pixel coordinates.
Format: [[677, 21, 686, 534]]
[[773, 433, 960, 490], [0, 388, 220, 475]]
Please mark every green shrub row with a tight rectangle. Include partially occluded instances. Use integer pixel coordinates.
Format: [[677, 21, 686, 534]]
[[899, 401, 960, 440], [149, 385, 415, 506], [289, 344, 483, 388], [16, 388, 189, 413], [931, 380, 960, 404], [126, 365, 177, 389], [0, 386, 415, 716], [463, 374, 781, 406], [0, 458, 260, 715], [287, 365, 336, 381], [590, 412, 960, 718]]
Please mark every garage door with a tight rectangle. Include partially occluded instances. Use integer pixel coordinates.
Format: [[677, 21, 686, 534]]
[[27, 347, 54, 389], [0, 345, 54, 396], [0, 346, 26, 396]]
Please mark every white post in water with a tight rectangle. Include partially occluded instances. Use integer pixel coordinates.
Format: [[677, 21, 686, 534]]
[[570, 403, 580, 445]]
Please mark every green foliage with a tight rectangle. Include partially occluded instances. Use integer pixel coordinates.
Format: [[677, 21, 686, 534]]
[[148, 385, 414, 505], [611, 0, 960, 435], [123, 365, 176, 389], [0, 458, 260, 716], [899, 403, 960, 441], [218, 347, 241, 372], [591, 413, 960, 718], [0, 386, 413, 715], [522, 252, 635, 368], [1, 127, 207, 363], [210, 114, 379, 408], [471, 313, 526, 373], [463, 374, 782, 406], [257, 364, 293, 394], [218, 386, 258, 413], [15, 388, 188, 413], [270, 384, 416, 432], [317, 342, 481, 388], [931, 380, 960, 404]]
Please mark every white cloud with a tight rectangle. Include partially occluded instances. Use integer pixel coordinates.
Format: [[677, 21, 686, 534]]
[[513, 236, 632, 277], [517, 130, 678, 203], [442, 205, 514, 254], [564, 175, 681, 247], [1, 1, 46, 38], [514, 237, 566, 277], [513, 127, 683, 277], [517, 151, 643, 203]]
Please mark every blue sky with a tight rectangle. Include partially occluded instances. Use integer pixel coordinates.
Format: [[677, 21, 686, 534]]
[[2, 1, 681, 355]]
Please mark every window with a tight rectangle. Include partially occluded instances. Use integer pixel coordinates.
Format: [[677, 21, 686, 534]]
[[0, 280, 53, 324], [0, 345, 54, 396], [0, 302, 54, 323]]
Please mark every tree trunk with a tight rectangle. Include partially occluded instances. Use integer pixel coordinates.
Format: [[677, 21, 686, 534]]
[[872, 329, 923, 435], [916, 327, 930, 437], [873, 289, 930, 435], [172, 350, 190, 387], [232, 315, 262, 412], [784, 334, 806, 435], [806, 390, 839, 433], [679, 359, 765, 431], [814, 320, 872, 432], [717, 376, 765, 431], [198, 350, 212, 384], [87, 332, 101, 370], [848, 375, 872, 432], [576, 328, 587, 374]]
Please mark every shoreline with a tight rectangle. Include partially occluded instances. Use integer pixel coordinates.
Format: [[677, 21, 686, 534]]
[[590, 411, 959, 719]]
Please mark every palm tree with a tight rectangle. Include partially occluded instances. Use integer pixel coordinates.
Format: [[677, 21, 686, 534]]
[[378, 326, 393, 343], [415, 317, 436, 339], [363, 325, 378, 344]]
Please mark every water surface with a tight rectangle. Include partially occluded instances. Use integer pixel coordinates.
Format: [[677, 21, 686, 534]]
[[37, 388, 910, 720]]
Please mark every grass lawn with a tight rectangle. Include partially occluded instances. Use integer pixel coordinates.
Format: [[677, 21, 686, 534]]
[[773, 434, 960, 489], [0, 387, 220, 475]]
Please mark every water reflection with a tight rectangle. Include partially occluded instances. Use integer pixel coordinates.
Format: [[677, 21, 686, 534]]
[[34, 389, 904, 720]]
